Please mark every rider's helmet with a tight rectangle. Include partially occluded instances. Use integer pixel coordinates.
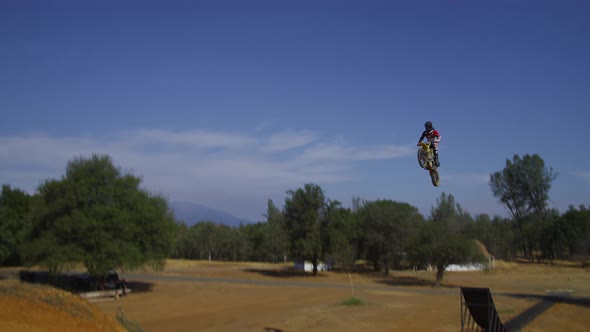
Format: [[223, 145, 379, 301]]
[[424, 121, 433, 131]]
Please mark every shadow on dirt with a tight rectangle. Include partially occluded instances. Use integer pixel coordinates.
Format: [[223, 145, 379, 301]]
[[375, 276, 438, 287], [332, 264, 455, 289], [263, 327, 283, 332], [124, 280, 154, 293], [18, 270, 155, 294], [503, 292, 590, 309], [511, 258, 587, 268], [502, 292, 590, 330], [331, 264, 378, 274], [244, 265, 450, 288], [244, 267, 328, 279], [374, 276, 460, 289]]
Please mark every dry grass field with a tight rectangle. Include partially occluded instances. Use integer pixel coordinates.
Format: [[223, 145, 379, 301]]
[[1, 259, 589, 331]]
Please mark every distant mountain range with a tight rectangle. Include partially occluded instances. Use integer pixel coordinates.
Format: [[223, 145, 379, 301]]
[[170, 200, 251, 227]]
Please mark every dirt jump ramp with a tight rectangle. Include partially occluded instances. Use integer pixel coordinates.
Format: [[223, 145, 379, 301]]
[[461, 287, 507, 332]]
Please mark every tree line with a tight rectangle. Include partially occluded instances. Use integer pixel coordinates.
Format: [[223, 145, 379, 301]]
[[1, 153, 589, 286]]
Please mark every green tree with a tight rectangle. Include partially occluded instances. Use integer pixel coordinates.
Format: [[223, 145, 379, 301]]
[[19, 154, 176, 278], [489, 154, 557, 259], [192, 221, 223, 261], [559, 205, 590, 264], [0, 185, 32, 266], [241, 222, 267, 261], [262, 199, 289, 263], [531, 208, 561, 260], [322, 200, 356, 266], [465, 214, 518, 261], [171, 222, 190, 258], [360, 200, 423, 274], [284, 183, 326, 276], [408, 193, 483, 286], [182, 221, 250, 262], [214, 223, 237, 261], [226, 225, 250, 261], [174, 221, 224, 260]]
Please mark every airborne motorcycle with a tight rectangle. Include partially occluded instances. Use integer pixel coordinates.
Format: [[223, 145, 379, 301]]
[[417, 142, 440, 187]]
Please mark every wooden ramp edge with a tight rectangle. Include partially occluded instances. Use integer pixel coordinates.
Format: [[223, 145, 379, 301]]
[[80, 289, 131, 302]]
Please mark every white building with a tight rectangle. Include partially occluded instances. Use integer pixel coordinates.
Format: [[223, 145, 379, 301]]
[[294, 260, 332, 272]]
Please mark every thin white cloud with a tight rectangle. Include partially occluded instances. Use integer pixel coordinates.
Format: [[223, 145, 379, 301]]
[[259, 131, 316, 153], [134, 129, 257, 149], [299, 143, 413, 162], [0, 129, 410, 219], [442, 172, 490, 185], [575, 171, 590, 183], [0, 135, 111, 168]]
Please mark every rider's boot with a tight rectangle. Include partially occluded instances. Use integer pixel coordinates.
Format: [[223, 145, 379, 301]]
[[434, 153, 440, 167]]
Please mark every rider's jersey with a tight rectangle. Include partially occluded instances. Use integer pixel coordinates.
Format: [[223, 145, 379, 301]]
[[419, 129, 441, 148]]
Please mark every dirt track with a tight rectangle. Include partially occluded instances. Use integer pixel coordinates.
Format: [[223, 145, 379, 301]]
[[91, 260, 590, 332], [2, 260, 589, 331]]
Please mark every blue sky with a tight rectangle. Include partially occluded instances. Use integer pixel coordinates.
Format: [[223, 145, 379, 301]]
[[1, 0, 589, 222]]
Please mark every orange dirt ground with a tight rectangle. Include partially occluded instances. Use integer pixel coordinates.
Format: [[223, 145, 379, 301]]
[[1, 260, 590, 332], [0, 279, 125, 332]]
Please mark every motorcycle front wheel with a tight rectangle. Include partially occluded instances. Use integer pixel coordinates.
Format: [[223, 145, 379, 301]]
[[429, 168, 440, 187], [417, 149, 427, 168]]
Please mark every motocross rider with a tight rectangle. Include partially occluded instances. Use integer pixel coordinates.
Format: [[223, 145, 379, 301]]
[[417, 121, 441, 167]]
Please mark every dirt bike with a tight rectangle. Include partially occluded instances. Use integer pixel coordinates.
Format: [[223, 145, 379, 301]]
[[417, 142, 440, 187]]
